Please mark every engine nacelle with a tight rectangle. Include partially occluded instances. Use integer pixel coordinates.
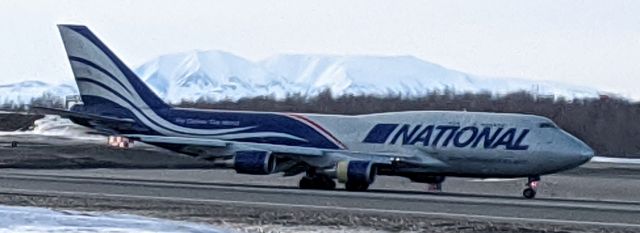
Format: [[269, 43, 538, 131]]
[[336, 160, 376, 184], [408, 175, 446, 184], [233, 150, 276, 175]]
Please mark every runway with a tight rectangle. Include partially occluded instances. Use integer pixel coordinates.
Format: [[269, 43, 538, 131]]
[[1, 133, 640, 232], [0, 169, 639, 229]]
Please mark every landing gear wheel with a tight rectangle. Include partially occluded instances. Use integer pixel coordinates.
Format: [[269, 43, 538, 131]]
[[523, 188, 537, 199], [427, 182, 443, 192], [299, 176, 315, 189], [314, 175, 336, 190], [345, 181, 369, 191], [299, 175, 336, 190]]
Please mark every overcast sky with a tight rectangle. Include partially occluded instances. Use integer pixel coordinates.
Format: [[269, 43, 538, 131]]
[[1, 0, 639, 98]]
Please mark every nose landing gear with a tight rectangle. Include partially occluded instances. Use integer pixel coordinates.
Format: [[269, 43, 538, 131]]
[[426, 177, 445, 192], [523, 176, 540, 199], [427, 182, 443, 192]]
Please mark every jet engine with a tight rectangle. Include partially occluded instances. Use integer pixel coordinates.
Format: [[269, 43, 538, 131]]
[[336, 160, 376, 185], [233, 150, 276, 175]]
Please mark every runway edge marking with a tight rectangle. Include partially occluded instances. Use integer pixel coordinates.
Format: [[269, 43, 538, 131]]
[[0, 188, 638, 228]]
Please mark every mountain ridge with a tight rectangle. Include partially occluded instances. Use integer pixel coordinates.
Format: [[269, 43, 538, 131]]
[[136, 50, 600, 103], [0, 50, 602, 106]]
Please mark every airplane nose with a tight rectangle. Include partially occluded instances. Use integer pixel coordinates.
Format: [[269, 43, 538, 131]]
[[573, 139, 594, 163], [550, 131, 595, 172], [578, 146, 595, 161]]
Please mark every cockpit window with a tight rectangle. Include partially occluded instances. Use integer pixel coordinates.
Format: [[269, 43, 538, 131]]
[[538, 122, 557, 129]]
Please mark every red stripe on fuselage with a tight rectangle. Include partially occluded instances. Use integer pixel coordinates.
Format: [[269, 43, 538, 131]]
[[288, 114, 348, 149]]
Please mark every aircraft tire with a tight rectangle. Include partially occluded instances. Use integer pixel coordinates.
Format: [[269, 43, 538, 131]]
[[299, 176, 315, 189], [315, 175, 336, 190], [299, 175, 336, 190], [345, 181, 369, 192], [523, 188, 536, 199]]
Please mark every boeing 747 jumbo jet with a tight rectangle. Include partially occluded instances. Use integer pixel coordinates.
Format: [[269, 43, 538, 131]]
[[41, 25, 594, 199]]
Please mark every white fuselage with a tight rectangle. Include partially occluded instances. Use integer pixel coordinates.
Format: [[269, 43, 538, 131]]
[[303, 111, 593, 177]]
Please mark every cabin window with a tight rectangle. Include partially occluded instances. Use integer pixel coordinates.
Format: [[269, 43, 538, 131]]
[[538, 122, 557, 129]]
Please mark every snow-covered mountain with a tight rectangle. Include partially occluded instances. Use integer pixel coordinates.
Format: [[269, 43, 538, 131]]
[[135, 50, 298, 103], [0, 81, 77, 107], [136, 50, 600, 103], [267, 54, 600, 99], [1, 50, 601, 106]]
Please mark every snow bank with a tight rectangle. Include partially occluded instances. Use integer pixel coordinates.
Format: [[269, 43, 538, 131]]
[[0, 115, 101, 140], [591, 156, 640, 164], [28, 115, 102, 140], [0, 205, 226, 233], [30, 115, 88, 136]]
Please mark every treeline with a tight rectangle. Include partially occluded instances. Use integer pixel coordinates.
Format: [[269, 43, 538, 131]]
[[1, 93, 65, 110], [178, 90, 640, 157]]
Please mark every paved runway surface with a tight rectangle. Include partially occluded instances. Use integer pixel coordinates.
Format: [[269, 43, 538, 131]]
[[1, 134, 640, 231], [0, 169, 639, 228]]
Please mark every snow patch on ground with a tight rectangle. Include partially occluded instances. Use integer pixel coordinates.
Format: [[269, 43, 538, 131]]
[[229, 224, 387, 233], [30, 115, 93, 137], [0, 205, 225, 233], [0, 115, 104, 142], [591, 156, 640, 164], [0, 115, 103, 140]]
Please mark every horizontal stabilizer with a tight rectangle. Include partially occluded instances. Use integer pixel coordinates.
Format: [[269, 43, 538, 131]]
[[30, 106, 136, 124]]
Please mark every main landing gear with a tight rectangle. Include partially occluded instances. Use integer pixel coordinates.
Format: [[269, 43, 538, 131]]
[[299, 170, 336, 190], [408, 175, 445, 192], [344, 180, 370, 192], [523, 175, 540, 199]]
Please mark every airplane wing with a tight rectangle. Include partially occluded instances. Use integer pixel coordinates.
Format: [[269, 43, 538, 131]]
[[122, 134, 448, 168], [123, 134, 323, 156]]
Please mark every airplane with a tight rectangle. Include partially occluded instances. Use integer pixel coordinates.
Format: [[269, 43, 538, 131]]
[[40, 25, 595, 199]]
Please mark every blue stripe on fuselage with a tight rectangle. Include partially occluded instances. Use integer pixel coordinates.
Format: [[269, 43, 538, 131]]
[[158, 108, 342, 149], [76, 95, 158, 135], [362, 124, 399, 143], [76, 78, 196, 136], [78, 93, 342, 149], [78, 77, 255, 137]]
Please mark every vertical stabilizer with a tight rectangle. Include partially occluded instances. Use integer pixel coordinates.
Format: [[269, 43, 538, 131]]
[[57, 25, 170, 111]]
